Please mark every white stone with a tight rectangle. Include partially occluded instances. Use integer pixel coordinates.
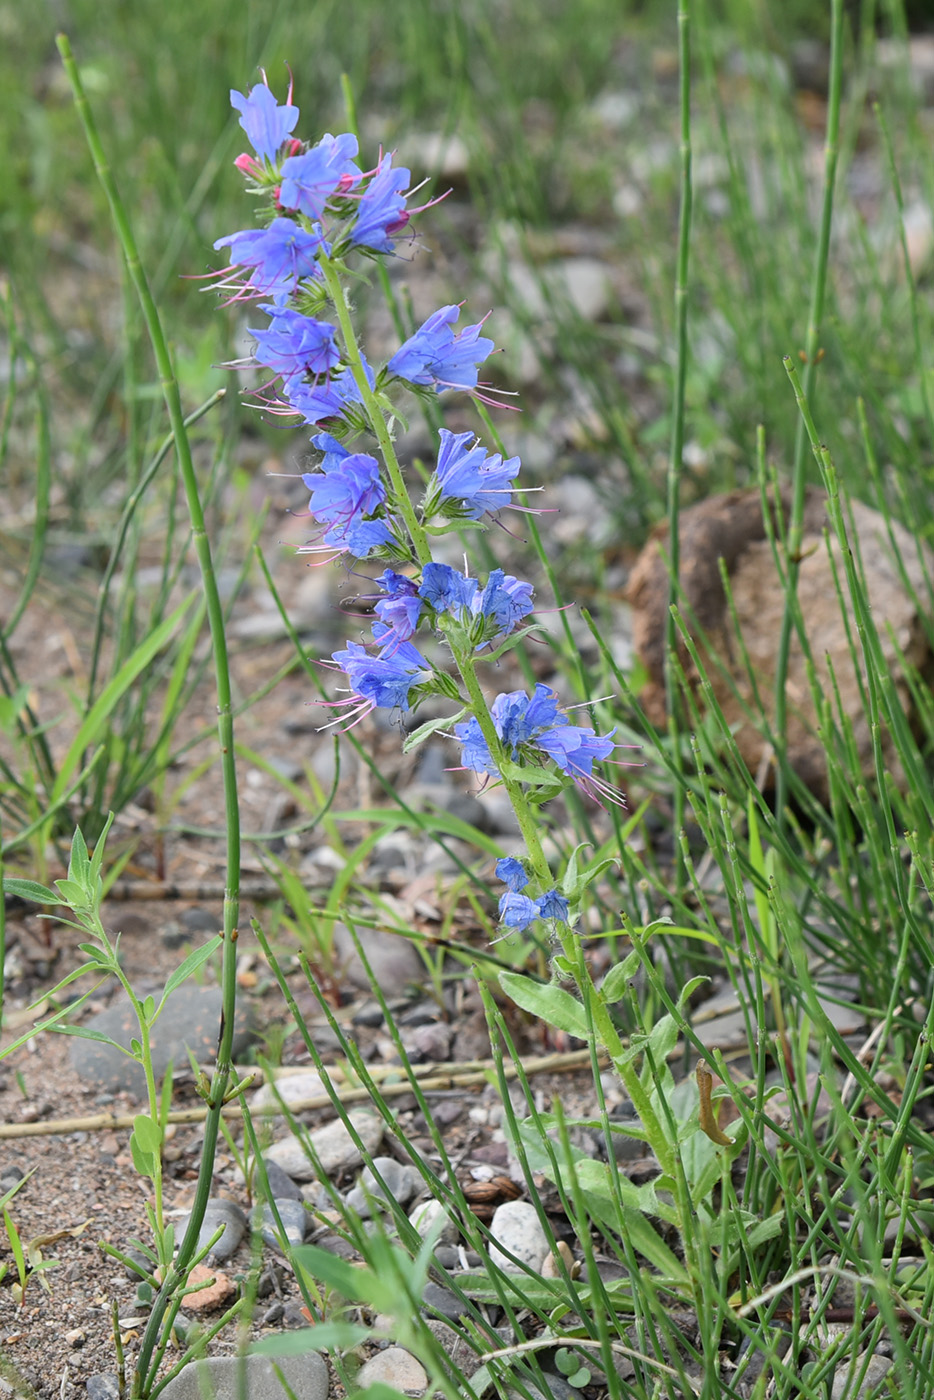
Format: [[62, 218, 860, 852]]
[[408, 1197, 458, 1245], [487, 1200, 550, 1273], [264, 1111, 384, 1181]]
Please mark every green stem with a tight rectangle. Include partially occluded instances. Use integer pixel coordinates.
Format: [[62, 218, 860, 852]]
[[663, 0, 693, 893], [317, 253, 432, 567], [773, 0, 843, 827], [55, 37, 241, 1400]]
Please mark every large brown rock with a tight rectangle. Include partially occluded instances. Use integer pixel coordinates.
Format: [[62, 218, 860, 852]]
[[626, 486, 933, 792]]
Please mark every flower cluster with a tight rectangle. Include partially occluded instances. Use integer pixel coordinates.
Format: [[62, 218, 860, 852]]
[[455, 684, 621, 806], [214, 74, 624, 938], [495, 857, 569, 931]]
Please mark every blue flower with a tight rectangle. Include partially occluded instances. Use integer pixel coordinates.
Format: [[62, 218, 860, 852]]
[[249, 306, 340, 384], [350, 154, 412, 253], [374, 570, 424, 640], [417, 562, 478, 614], [430, 429, 520, 520], [310, 433, 350, 472], [416, 563, 533, 647], [323, 516, 396, 559], [534, 726, 617, 786], [214, 218, 328, 301], [388, 305, 495, 395], [230, 82, 299, 163], [536, 889, 570, 921], [495, 857, 529, 892], [498, 891, 541, 931], [454, 684, 621, 805], [472, 570, 534, 638], [302, 451, 386, 527], [285, 358, 375, 428], [331, 634, 431, 711], [279, 133, 362, 221]]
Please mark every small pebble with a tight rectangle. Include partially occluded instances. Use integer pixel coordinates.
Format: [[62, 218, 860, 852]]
[[408, 1197, 458, 1244], [355, 1347, 428, 1395], [830, 1354, 893, 1400], [86, 1375, 120, 1400], [487, 1200, 550, 1273], [176, 1264, 237, 1313], [65, 1329, 86, 1348], [251, 1069, 325, 1113], [345, 1155, 420, 1216]]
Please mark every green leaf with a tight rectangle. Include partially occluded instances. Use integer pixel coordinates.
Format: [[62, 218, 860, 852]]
[[499, 971, 589, 1039], [49, 1024, 134, 1051], [161, 935, 223, 1003], [252, 1322, 371, 1355], [402, 708, 467, 753], [561, 854, 619, 901], [483, 622, 547, 664], [130, 1133, 155, 1179], [2, 878, 61, 904], [132, 1114, 163, 1155], [68, 826, 91, 883], [599, 951, 642, 1003], [292, 1244, 397, 1311], [89, 812, 116, 887], [499, 759, 565, 795], [51, 593, 198, 804], [53, 878, 90, 908]]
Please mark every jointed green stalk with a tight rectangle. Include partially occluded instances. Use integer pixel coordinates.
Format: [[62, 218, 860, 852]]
[[56, 37, 241, 1399], [663, 0, 693, 892], [773, 0, 844, 827]]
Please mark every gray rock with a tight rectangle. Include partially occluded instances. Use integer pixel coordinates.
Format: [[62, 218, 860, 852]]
[[251, 1069, 326, 1113], [331, 922, 425, 997], [488, 1200, 550, 1273], [179, 1197, 247, 1263], [69, 984, 254, 1098], [259, 1198, 308, 1250], [355, 1156, 420, 1208], [85, 1377, 120, 1400], [122, 1246, 154, 1281], [830, 1354, 893, 1399], [355, 1347, 427, 1395], [179, 906, 221, 935], [422, 1281, 467, 1322], [160, 921, 191, 951], [265, 1110, 384, 1181], [257, 1159, 304, 1203], [158, 1352, 327, 1400]]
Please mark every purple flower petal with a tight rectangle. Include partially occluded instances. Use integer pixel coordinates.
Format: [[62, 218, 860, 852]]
[[279, 133, 362, 220], [231, 83, 299, 163]]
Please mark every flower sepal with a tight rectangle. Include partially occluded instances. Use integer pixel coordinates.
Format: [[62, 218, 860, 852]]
[[425, 669, 464, 704], [402, 707, 469, 754]]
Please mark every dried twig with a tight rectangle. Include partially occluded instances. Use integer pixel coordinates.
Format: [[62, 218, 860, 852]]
[[0, 1049, 606, 1139]]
